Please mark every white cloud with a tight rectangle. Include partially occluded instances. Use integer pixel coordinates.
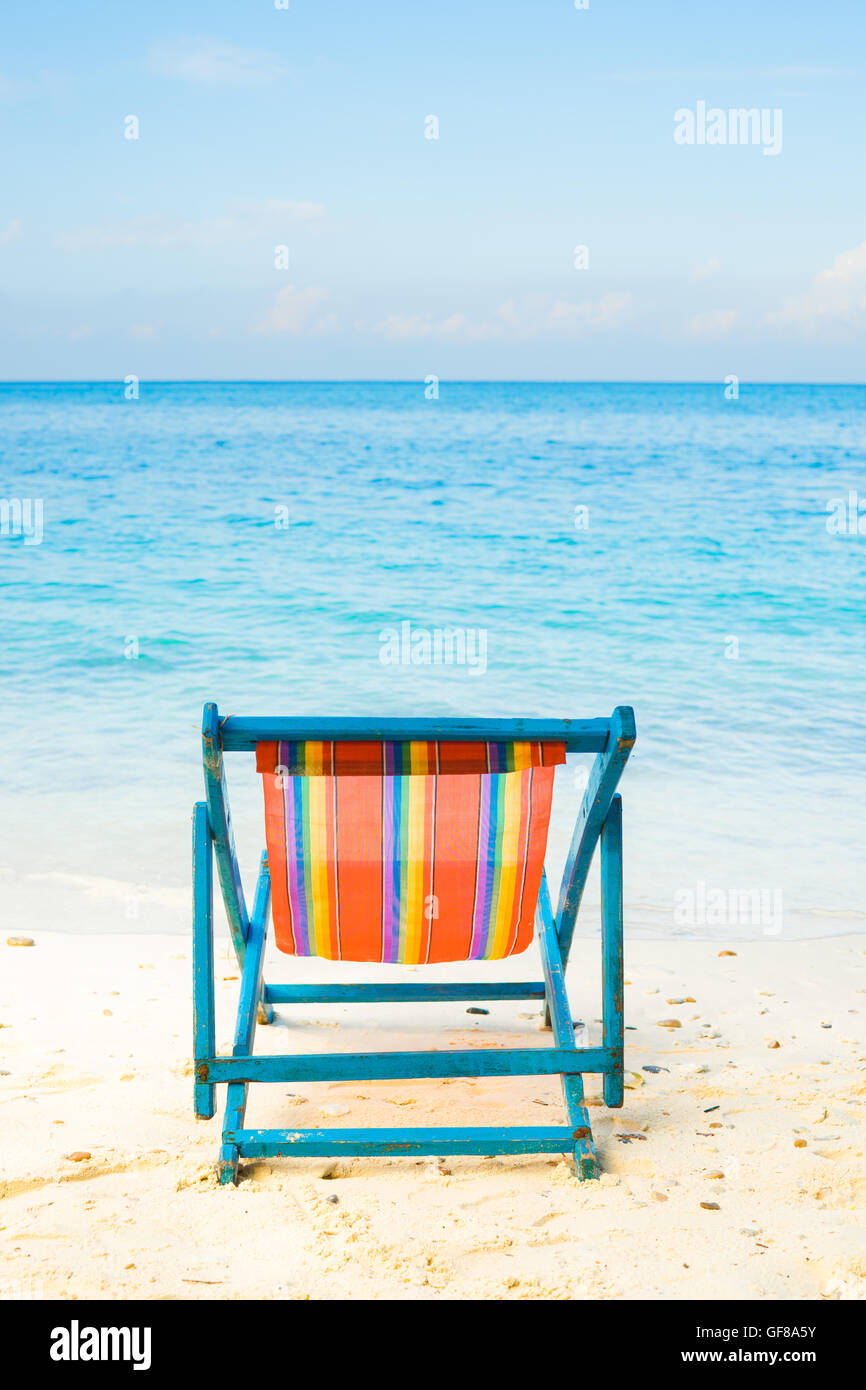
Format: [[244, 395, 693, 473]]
[[691, 257, 721, 281], [148, 39, 288, 85], [765, 241, 866, 336], [546, 292, 632, 332], [1, 218, 24, 243], [58, 200, 325, 253], [371, 293, 632, 343], [687, 308, 739, 339], [255, 285, 334, 336], [371, 312, 477, 341]]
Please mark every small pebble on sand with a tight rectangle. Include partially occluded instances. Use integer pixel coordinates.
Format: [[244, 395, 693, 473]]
[[706, 1171, 724, 1179], [466, 1007, 489, 1015], [6, 936, 34, 947], [700, 1201, 720, 1210], [651, 1191, 668, 1202], [794, 1140, 807, 1148], [657, 1019, 682, 1028], [64, 1151, 91, 1162], [718, 951, 737, 958], [767, 1040, 781, 1049]]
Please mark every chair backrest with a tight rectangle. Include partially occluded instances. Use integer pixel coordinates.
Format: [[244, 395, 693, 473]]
[[255, 739, 565, 963]]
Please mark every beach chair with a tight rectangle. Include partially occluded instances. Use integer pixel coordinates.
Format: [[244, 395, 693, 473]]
[[192, 702, 635, 1185]]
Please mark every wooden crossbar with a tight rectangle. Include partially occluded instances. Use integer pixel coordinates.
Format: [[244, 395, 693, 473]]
[[218, 715, 611, 753], [199, 1046, 615, 1086], [262, 982, 546, 1004], [225, 1127, 579, 1157]]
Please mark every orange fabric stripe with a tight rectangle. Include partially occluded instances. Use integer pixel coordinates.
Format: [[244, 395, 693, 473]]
[[255, 740, 566, 776], [424, 773, 481, 963], [333, 776, 383, 962]]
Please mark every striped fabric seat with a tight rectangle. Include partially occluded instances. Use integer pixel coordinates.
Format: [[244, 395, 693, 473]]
[[256, 740, 565, 963]]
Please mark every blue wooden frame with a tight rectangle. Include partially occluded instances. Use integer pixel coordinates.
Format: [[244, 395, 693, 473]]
[[192, 701, 635, 1184]]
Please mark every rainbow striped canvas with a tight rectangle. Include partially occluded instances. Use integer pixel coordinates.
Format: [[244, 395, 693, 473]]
[[257, 740, 564, 963]]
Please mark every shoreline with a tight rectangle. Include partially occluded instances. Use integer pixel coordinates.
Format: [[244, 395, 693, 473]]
[[2, 870, 862, 945]]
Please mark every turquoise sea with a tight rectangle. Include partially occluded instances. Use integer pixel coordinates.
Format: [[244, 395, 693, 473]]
[[1, 381, 864, 939]]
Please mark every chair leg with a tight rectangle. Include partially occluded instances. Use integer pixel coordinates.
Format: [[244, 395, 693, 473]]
[[214, 857, 270, 1183], [574, 1150, 599, 1181], [536, 875, 600, 1179], [601, 796, 624, 1109], [216, 1079, 249, 1185], [217, 1142, 240, 1186], [575, 1152, 599, 1181], [564, 1076, 599, 1180], [192, 803, 216, 1120]]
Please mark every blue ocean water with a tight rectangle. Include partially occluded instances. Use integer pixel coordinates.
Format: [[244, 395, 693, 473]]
[[1, 381, 864, 939]]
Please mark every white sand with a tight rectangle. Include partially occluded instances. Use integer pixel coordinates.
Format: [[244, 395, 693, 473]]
[[1, 930, 864, 1301]]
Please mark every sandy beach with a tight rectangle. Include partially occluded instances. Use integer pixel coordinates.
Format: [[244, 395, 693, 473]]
[[1, 929, 863, 1301]]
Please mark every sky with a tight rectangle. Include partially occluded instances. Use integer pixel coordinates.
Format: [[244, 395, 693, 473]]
[[1, 0, 864, 381]]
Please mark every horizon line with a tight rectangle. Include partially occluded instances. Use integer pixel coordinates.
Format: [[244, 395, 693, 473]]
[[1, 378, 865, 388]]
